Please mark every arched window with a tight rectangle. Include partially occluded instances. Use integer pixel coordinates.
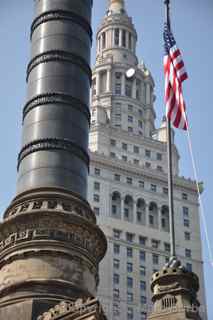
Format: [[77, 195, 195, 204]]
[[124, 195, 133, 222], [148, 202, 159, 229], [161, 205, 170, 232], [136, 199, 146, 225], [114, 28, 120, 46], [111, 192, 121, 219]]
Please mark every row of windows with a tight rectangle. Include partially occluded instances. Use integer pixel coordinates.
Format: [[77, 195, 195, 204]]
[[93, 167, 190, 201], [113, 229, 172, 251], [110, 139, 162, 160], [113, 244, 192, 261], [98, 28, 134, 52]]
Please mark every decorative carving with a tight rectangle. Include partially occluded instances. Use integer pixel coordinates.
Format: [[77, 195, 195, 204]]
[[26, 50, 92, 82], [31, 10, 93, 41], [17, 138, 89, 170], [158, 282, 180, 293], [22, 93, 90, 122]]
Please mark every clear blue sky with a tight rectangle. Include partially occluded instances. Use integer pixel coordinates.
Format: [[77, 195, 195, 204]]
[[0, 0, 212, 317]]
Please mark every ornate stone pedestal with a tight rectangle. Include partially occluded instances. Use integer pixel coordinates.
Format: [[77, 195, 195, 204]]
[[148, 265, 201, 320]]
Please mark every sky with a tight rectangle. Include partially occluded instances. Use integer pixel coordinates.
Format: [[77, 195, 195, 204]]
[[0, 0, 212, 317]]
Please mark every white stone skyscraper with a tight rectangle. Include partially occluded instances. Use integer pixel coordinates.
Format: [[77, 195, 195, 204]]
[[87, 1, 207, 319]]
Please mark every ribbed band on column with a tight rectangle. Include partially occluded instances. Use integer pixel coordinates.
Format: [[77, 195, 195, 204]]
[[17, 0, 93, 199]]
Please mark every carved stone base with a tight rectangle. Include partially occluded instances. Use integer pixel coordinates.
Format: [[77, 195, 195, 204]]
[[0, 188, 107, 318]]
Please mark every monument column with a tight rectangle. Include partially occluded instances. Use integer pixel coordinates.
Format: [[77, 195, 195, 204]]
[[0, 1, 107, 319]]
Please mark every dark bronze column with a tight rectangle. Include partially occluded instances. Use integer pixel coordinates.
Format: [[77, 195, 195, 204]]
[[0, 1, 107, 319]]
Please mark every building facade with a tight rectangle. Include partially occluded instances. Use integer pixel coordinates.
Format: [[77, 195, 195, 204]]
[[87, 1, 207, 320]]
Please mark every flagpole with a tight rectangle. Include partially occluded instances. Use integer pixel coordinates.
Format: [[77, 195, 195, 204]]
[[164, 0, 176, 260]]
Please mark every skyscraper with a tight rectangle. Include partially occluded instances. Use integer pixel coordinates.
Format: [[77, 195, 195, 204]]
[[88, 1, 207, 319]]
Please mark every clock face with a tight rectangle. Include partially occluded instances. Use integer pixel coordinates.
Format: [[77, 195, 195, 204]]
[[126, 68, 136, 79]]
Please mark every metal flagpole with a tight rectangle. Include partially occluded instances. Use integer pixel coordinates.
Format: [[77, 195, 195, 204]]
[[164, 0, 176, 260]]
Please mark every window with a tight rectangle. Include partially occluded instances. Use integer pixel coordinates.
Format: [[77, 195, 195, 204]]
[[126, 177, 132, 185], [126, 81, 132, 97], [145, 149, 151, 158], [145, 162, 151, 168], [122, 155, 127, 162], [126, 233, 134, 242], [140, 296, 147, 305], [139, 180, 144, 188], [127, 247, 133, 258], [152, 239, 159, 249], [110, 152, 116, 158], [140, 266, 146, 277], [157, 166, 163, 172], [184, 219, 190, 227], [94, 168, 100, 175], [151, 184, 157, 192], [115, 72, 122, 80], [114, 28, 120, 46], [128, 127, 133, 133], [163, 187, 168, 195], [140, 281, 146, 291], [134, 146, 139, 153], [157, 153, 162, 161], [186, 263, 192, 272], [165, 256, 170, 263], [113, 304, 120, 317], [115, 83, 121, 95], [127, 277, 133, 288], [111, 139, 116, 146], [182, 193, 188, 200], [113, 229, 121, 239], [164, 243, 171, 253], [138, 109, 143, 117], [127, 307, 133, 320], [127, 292, 133, 303], [122, 29, 126, 47], [94, 182, 100, 191], [134, 159, 139, 165], [183, 207, 189, 217], [140, 250, 146, 262], [128, 105, 133, 112], [153, 254, 159, 265], [113, 273, 120, 285], [149, 215, 154, 226], [93, 194, 100, 202], [138, 120, 143, 128], [114, 244, 120, 254], [122, 143, 128, 150], [113, 259, 120, 269], [113, 288, 120, 300], [127, 262, 133, 273], [124, 208, 129, 219], [141, 312, 147, 320], [94, 207, 100, 216], [102, 32, 106, 49], [139, 236, 147, 246], [112, 205, 117, 215], [128, 115, 133, 123], [185, 232, 191, 240], [114, 174, 121, 181], [185, 249, 192, 258]]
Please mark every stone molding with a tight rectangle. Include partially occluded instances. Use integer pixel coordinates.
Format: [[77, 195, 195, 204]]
[[23, 93, 91, 123], [26, 50, 92, 82], [4, 188, 95, 223], [31, 10, 93, 41]]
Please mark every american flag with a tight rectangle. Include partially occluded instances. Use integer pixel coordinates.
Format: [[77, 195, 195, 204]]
[[164, 23, 188, 130]]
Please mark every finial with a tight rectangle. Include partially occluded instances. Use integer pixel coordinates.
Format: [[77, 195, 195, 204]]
[[108, 0, 125, 14]]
